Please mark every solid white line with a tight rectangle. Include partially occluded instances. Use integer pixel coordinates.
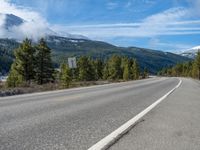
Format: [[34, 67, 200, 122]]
[[88, 78, 182, 150]]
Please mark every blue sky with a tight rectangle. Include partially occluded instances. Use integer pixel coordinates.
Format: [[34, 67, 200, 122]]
[[3, 0, 200, 51]]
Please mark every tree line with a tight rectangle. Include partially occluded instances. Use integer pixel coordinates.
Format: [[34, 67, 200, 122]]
[[158, 51, 200, 80], [6, 38, 144, 88], [59, 55, 143, 88]]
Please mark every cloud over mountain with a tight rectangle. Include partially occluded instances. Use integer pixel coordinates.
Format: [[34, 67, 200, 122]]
[[0, 0, 51, 41]]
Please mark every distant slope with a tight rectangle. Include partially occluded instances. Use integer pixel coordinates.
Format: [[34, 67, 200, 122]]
[[0, 36, 191, 75], [180, 46, 200, 59], [46, 36, 191, 73]]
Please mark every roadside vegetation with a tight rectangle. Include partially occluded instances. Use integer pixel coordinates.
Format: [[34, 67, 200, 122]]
[[0, 38, 149, 96], [158, 51, 200, 80]]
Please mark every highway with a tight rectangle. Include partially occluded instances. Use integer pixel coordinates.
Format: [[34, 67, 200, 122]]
[[110, 78, 200, 150], [0, 77, 199, 150]]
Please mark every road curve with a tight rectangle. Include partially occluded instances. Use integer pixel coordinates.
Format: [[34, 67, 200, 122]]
[[0, 77, 180, 150], [110, 78, 200, 150]]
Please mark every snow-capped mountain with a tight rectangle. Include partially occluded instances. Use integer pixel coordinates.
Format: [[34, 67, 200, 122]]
[[0, 13, 88, 40], [180, 46, 200, 59], [1, 13, 24, 29], [57, 32, 89, 40]]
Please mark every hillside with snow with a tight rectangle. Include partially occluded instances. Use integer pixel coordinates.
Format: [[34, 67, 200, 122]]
[[180, 46, 200, 59]]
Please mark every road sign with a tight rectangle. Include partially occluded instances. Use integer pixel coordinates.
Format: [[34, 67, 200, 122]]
[[68, 57, 77, 69]]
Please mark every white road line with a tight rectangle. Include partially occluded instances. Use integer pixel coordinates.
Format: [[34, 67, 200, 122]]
[[88, 78, 182, 150]]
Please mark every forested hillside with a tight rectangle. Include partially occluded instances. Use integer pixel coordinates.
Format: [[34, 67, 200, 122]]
[[0, 36, 191, 74]]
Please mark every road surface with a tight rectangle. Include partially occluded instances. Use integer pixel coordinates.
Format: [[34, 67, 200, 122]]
[[0, 77, 199, 150], [110, 78, 200, 150]]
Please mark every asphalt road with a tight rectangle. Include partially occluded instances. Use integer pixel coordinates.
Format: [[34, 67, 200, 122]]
[[0, 77, 184, 150], [110, 78, 200, 150]]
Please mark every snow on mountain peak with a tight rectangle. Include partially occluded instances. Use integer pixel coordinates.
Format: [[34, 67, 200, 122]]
[[180, 45, 200, 59], [0, 13, 88, 41], [191, 45, 200, 50], [4, 14, 24, 28]]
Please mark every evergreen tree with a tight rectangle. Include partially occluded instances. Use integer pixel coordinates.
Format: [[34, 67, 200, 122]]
[[14, 38, 35, 84], [59, 63, 71, 88], [122, 57, 130, 81], [107, 55, 122, 80], [121, 57, 128, 70], [194, 51, 200, 80], [103, 63, 109, 80], [78, 56, 95, 81], [192, 61, 198, 78], [93, 59, 104, 80], [6, 62, 23, 87], [35, 38, 54, 85], [143, 68, 149, 78], [131, 59, 140, 80], [123, 63, 130, 81]]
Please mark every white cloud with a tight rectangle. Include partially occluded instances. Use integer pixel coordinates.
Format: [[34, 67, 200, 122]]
[[0, 0, 45, 22], [149, 38, 193, 52], [0, 0, 200, 43], [52, 7, 200, 38], [0, 14, 6, 26], [137, 7, 188, 35], [0, 0, 51, 41], [0, 14, 6, 38]]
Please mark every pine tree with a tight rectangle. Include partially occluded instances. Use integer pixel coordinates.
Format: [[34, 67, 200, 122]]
[[121, 57, 128, 71], [103, 63, 109, 80], [192, 61, 198, 78], [143, 68, 149, 78], [78, 56, 95, 81], [14, 38, 35, 84], [35, 38, 55, 85], [121, 57, 130, 81], [131, 59, 140, 80], [92, 59, 104, 80], [6, 62, 23, 87], [123, 63, 129, 81], [195, 51, 200, 80], [107, 55, 122, 80], [59, 63, 72, 88]]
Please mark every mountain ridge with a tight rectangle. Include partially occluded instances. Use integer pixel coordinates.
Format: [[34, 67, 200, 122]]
[[0, 36, 191, 75]]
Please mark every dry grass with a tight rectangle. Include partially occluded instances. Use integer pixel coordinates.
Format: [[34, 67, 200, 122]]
[[0, 80, 114, 97], [0, 78, 140, 97]]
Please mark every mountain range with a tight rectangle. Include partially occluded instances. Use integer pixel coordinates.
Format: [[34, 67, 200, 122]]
[[0, 13, 191, 75]]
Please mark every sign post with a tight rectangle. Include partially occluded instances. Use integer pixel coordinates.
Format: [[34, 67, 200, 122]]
[[68, 57, 77, 80], [68, 57, 77, 69]]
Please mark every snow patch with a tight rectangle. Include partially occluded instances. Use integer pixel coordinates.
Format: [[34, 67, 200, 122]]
[[179, 45, 200, 58]]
